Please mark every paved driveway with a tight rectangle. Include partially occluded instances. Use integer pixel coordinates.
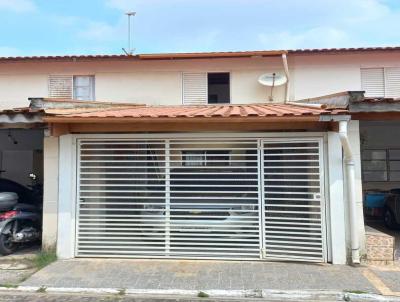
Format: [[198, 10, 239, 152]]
[[21, 259, 378, 292]]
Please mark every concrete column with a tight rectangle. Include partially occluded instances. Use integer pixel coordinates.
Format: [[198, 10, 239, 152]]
[[348, 120, 366, 255], [327, 132, 347, 264], [42, 136, 59, 250], [57, 135, 76, 259]]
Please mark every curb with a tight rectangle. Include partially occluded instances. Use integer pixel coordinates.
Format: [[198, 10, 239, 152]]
[[0, 286, 398, 301]]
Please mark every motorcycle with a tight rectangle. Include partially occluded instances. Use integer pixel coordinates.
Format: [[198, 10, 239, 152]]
[[0, 174, 42, 255]]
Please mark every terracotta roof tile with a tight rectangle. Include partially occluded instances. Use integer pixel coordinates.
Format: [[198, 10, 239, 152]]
[[47, 103, 348, 120]]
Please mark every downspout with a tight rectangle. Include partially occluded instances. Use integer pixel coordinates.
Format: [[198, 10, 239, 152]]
[[338, 120, 360, 264], [282, 53, 290, 103]]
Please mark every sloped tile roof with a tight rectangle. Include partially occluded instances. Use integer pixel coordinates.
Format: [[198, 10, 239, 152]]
[[46, 103, 348, 120]]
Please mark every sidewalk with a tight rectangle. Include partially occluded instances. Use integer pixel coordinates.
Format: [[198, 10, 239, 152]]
[[15, 259, 400, 300]]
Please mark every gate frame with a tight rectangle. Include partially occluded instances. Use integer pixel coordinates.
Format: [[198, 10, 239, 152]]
[[56, 132, 347, 264], [260, 137, 327, 262]]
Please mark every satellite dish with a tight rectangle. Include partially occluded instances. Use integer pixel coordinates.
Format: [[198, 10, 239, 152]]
[[258, 72, 287, 102], [258, 73, 287, 86]]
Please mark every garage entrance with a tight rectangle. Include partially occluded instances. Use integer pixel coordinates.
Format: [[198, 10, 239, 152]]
[[360, 121, 400, 262], [75, 136, 326, 262]]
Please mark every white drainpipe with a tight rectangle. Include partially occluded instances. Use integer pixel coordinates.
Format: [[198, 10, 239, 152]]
[[338, 120, 360, 264], [281, 54, 290, 103]]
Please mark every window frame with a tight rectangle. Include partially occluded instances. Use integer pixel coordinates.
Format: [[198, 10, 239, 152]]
[[206, 72, 231, 104], [362, 148, 400, 182], [361, 67, 400, 98], [73, 75, 95, 101], [181, 71, 231, 105], [182, 150, 232, 167]]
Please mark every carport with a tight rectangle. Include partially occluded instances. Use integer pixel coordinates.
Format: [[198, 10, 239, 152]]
[[42, 102, 356, 264], [295, 91, 400, 263], [0, 107, 45, 253], [354, 104, 400, 262]]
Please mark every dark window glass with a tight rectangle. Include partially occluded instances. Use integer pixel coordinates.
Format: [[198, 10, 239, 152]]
[[207, 73, 230, 104]]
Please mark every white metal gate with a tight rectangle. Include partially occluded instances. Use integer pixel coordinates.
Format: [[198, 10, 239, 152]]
[[262, 139, 326, 262], [76, 136, 326, 261]]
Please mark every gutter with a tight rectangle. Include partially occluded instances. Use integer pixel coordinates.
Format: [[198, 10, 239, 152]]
[[282, 54, 290, 103], [338, 120, 360, 264]]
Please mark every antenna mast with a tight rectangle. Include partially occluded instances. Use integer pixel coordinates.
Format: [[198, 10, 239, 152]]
[[123, 11, 136, 55]]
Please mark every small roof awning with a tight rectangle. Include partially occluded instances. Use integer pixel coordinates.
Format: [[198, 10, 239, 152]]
[[0, 107, 44, 128], [44, 103, 348, 123], [40, 101, 349, 135], [295, 91, 400, 120], [0, 97, 351, 134]]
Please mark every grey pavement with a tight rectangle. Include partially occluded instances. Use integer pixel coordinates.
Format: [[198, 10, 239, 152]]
[[22, 259, 378, 293], [0, 245, 40, 286], [372, 269, 400, 292], [0, 257, 37, 286]]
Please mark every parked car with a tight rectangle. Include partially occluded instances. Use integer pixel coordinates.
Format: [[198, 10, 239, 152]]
[[383, 188, 400, 229], [140, 168, 258, 233]]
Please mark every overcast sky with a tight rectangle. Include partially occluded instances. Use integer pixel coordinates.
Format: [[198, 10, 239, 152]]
[[0, 0, 400, 56]]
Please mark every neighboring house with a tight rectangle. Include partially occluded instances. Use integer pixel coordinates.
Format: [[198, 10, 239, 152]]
[[1, 47, 400, 264]]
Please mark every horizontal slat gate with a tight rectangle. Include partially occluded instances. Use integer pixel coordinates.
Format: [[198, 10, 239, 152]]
[[262, 139, 326, 262], [76, 138, 261, 259], [76, 136, 326, 262]]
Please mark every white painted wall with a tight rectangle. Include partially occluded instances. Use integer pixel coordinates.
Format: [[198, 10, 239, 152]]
[[327, 132, 347, 264], [0, 74, 48, 109], [290, 52, 400, 100], [0, 56, 279, 108], [1, 51, 400, 109], [42, 136, 59, 249], [2, 51, 400, 109]]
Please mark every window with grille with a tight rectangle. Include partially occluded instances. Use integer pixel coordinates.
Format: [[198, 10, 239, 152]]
[[361, 67, 400, 98], [362, 149, 400, 181]]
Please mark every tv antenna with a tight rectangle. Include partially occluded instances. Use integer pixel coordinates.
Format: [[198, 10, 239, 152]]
[[258, 72, 287, 102], [122, 11, 136, 55]]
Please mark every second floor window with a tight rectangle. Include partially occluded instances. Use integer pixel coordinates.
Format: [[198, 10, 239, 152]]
[[73, 76, 95, 101], [361, 67, 400, 98], [48, 74, 95, 100], [182, 72, 230, 105]]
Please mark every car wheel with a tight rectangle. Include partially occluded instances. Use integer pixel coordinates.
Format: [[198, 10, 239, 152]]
[[383, 208, 399, 230]]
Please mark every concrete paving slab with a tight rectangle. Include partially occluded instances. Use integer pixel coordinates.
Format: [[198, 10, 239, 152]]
[[372, 270, 400, 292], [22, 259, 378, 294]]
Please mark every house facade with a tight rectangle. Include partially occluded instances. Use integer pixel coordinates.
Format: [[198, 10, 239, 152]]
[[1, 47, 400, 264]]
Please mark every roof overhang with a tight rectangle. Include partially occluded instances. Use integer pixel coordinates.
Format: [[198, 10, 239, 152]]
[[1, 46, 400, 63], [0, 50, 287, 63], [41, 102, 349, 136], [296, 91, 400, 119]]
